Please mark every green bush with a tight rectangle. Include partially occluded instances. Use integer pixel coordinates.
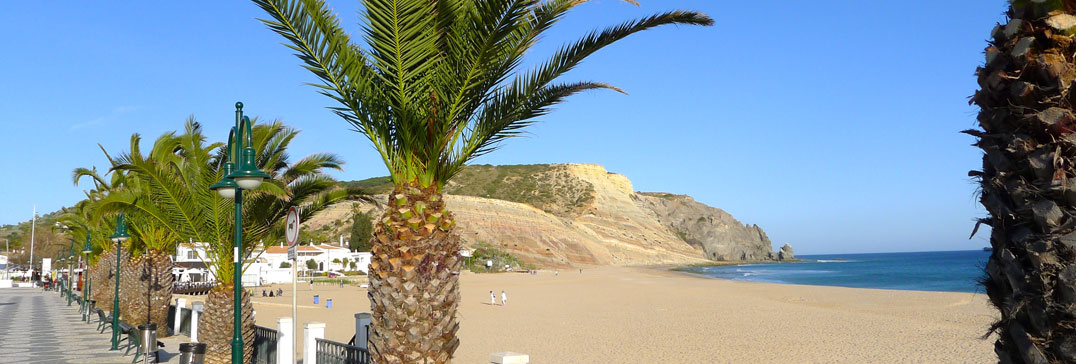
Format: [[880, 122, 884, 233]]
[[462, 242, 534, 273], [279, 261, 291, 268]]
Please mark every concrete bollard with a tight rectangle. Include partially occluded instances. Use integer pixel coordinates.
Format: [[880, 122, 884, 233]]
[[490, 352, 530, 364], [190, 302, 204, 342], [277, 317, 294, 364], [354, 313, 371, 350], [174, 298, 187, 335], [304, 322, 325, 364]]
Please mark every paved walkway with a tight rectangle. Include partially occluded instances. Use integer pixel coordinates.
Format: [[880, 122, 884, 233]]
[[0, 288, 185, 364]]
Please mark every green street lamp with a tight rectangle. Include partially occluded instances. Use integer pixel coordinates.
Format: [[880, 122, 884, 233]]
[[109, 213, 130, 351], [82, 234, 93, 322], [53, 254, 59, 295], [209, 102, 270, 364], [67, 244, 75, 306]]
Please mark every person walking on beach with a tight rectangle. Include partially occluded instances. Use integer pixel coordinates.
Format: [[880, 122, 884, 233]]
[[501, 290, 507, 306], [490, 290, 496, 305]]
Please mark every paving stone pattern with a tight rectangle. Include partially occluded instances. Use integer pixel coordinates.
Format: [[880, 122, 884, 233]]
[[0, 288, 182, 364]]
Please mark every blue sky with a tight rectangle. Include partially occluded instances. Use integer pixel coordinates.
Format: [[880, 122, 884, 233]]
[[0, 1, 1007, 254]]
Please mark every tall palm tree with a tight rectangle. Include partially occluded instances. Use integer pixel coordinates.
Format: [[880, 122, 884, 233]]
[[93, 118, 357, 363], [253, 1, 712, 362], [970, 1, 1076, 362], [236, 119, 370, 243], [70, 167, 124, 312]]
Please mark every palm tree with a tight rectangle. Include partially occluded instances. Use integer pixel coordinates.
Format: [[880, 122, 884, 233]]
[[253, 0, 712, 362], [969, 1, 1076, 362], [69, 167, 124, 312], [93, 118, 356, 363], [236, 119, 370, 243]]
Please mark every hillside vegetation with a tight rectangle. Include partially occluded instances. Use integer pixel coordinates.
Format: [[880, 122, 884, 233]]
[[344, 164, 595, 217]]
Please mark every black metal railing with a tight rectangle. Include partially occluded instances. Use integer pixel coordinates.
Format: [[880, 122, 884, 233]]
[[316, 337, 370, 364], [253, 325, 278, 364], [173, 281, 216, 295]]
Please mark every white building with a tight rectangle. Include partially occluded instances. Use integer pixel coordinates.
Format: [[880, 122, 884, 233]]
[[261, 242, 371, 274], [175, 240, 372, 286]]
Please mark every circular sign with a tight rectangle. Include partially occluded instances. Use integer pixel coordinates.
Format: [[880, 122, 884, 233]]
[[285, 207, 300, 247]]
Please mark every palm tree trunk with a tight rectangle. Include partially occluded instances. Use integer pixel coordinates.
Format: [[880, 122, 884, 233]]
[[972, 2, 1076, 362], [146, 249, 174, 336], [198, 285, 255, 364], [121, 254, 146, 323], [368, 184, 462, 363]]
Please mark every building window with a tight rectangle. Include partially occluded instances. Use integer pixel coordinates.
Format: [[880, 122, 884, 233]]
[[187, 251, 196, 260]]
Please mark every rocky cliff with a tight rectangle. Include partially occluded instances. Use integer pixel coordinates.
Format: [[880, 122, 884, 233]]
[[635, 193, 774, 261], [307, 164, 784, 267]]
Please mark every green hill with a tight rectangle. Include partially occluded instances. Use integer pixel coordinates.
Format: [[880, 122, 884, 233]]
[[342, 164, 595, 216]]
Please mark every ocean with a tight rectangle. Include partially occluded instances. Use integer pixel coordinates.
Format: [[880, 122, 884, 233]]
[[685, 250, 991, 293]]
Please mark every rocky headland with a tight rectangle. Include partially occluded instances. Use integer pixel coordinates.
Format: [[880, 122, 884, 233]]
[[306, 164, 791, 267]]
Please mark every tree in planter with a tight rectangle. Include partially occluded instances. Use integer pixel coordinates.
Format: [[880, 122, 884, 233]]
[[280, 261, 292, 268], [968, 1, 1076, 362], [254, 0, 712, 362]]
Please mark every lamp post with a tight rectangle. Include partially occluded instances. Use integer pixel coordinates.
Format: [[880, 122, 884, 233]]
[[67, 244, 74, 306], [209, 102, 270, 364], [109, 213, 130, 350], [55, 254, 62, 294], [82, 234, 93, 322]]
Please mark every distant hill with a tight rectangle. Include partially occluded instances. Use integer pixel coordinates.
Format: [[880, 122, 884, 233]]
[[328, 164, 784, 267]]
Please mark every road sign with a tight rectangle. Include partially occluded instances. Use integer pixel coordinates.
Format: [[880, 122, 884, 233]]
[[286, 207, 300, 261]]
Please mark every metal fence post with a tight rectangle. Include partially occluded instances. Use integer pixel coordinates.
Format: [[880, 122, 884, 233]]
[[304, 322, 325, 364]]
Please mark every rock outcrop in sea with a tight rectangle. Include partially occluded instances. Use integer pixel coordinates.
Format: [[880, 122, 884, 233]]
[[305, 164, 790, 267]]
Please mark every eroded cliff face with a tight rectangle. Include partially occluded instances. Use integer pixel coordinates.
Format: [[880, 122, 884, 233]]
[[634, 193, 773, 261], [306, 164, 779, 267]]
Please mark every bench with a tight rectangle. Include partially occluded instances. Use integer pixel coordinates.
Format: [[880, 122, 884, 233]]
[[96, 309, 110, 332], [121, 322, 144, 362]]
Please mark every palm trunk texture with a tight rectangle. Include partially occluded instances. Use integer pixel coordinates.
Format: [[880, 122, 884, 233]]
[[144, 249, 174, 336], [368, 184, 462, 363], [95, 245, 128, 313], [971, 2, 1076, 363], [120, 254, 145, 323], [199, 285, 255, 364]]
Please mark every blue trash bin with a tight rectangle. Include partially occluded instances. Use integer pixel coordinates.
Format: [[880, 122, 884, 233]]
[[327, 299, 332, 309], [314, 295, 319, 304]]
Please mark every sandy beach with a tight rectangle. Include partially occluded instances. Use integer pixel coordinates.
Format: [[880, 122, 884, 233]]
[[181, 266, 996, 363]]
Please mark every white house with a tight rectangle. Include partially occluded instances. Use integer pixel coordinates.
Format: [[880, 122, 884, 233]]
[[174, 242, 214, 283], [176, 240, 372, 286], [261, 242, 371, 274]]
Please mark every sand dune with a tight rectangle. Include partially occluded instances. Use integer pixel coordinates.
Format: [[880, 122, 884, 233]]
[[186, 266, 996, 363]]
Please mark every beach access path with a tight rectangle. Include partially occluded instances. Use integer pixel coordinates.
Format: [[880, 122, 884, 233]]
[[0, 288, 186, 364]]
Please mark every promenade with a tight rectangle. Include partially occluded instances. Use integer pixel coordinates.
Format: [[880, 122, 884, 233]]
[[0, 288, 182, 364]]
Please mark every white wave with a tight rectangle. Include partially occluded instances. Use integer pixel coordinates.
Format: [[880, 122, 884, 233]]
[[815, 259, 854, 263]]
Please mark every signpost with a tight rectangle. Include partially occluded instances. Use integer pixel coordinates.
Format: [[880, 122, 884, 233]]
[[285, 207, 300, 364]]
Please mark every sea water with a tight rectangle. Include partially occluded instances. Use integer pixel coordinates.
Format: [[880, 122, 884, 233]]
[[687, 250, 990, 293]]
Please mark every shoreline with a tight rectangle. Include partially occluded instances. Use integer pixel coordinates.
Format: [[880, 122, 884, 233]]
[[665, 257, 989, 296], [176, 265, 995, 363]]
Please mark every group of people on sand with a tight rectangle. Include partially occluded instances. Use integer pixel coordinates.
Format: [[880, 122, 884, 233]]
[[490, 290, 507, 306]]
